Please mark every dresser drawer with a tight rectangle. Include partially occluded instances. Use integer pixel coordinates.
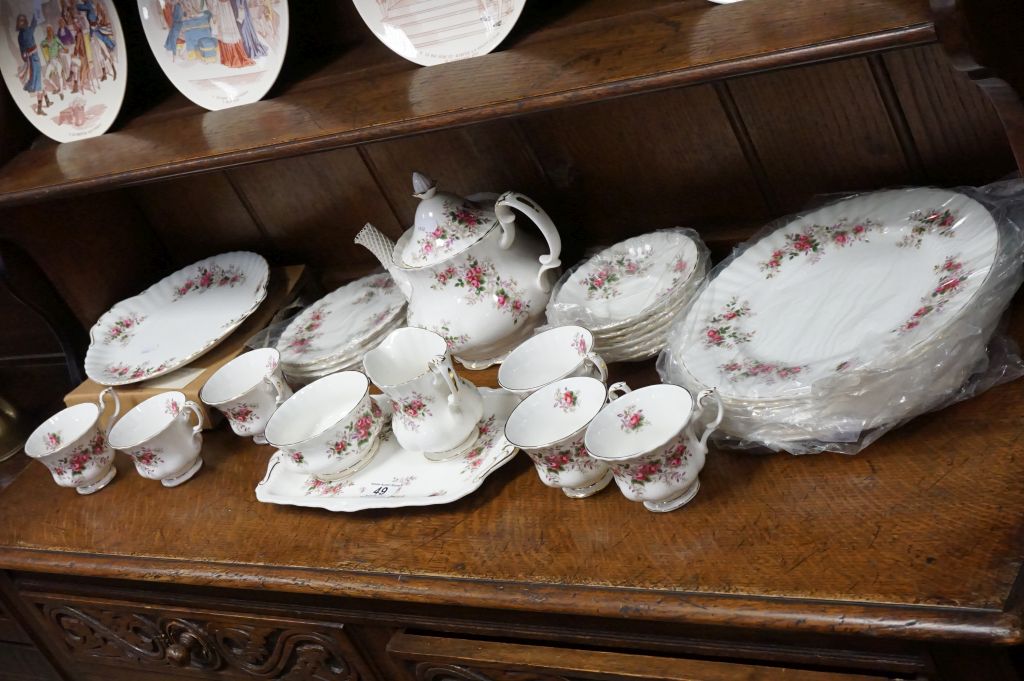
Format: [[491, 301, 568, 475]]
[[387, 632, 903, 681], [18, 590, 377, 680]]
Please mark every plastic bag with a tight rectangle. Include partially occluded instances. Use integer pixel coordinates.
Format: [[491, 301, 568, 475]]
[[657, 179, 1024, 455]]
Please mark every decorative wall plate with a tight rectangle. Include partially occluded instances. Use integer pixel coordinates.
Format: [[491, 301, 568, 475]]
[[670, 188, 999, 401], [256, 388, 519, 511], [276, 273, 406, 370], [351, 0, 525, 66], [84, 252, 269, 386], [0, 0, 127, 142], [136, 0, 288, 111]]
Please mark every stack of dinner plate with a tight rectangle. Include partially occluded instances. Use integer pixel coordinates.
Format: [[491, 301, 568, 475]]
[[546, 230, 707, 362], [659, 187, 1019, 454], [276, 273, 406, 384]]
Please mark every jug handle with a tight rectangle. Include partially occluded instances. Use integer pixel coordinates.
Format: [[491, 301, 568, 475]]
[[692, 389, 724, 450], [494, 192, 562, 293], [430, 356, 464, 413]]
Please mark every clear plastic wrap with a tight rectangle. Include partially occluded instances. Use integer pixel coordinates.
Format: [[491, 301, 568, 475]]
[[244, 272, 407, 385], [657, 180, 1024, 455], [546, 227, 711, 362]]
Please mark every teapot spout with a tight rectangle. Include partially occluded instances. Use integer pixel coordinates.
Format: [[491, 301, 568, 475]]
[[355, 223, 412, 301]]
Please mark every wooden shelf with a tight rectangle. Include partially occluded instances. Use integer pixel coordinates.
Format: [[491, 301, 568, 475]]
[[0, 0, 934, 207], [1, 335, 1023, 644]]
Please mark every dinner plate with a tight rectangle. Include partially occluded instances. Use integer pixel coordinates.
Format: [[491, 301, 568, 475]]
[[0, 0, 127, 142], [136, 0, 288, 110], [671, 188, 999, 401], [256, 388, 519, 511], [276, 273, 406, 369], [84, 252, 269, 386], [351, 0, 525, 66]]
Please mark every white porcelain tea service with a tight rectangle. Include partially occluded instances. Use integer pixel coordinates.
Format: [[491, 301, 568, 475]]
[[107, 391, 206, 487], [356, 172, 563, 369], [200, 348, 292, 444], [547, 229, 707, 362], [498, 325, 607, 397]]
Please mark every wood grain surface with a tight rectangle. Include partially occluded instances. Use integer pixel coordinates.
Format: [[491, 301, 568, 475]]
[[0, 0, 935, 206]]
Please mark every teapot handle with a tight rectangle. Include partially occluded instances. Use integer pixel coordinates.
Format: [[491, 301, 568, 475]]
[[494, 192, 562, 292]]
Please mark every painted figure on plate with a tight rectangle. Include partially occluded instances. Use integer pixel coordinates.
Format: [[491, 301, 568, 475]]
[[15, 14, 48, 114], [158, 0, 276, 69]]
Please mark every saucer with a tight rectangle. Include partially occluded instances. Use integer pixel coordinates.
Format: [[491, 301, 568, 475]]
[[256, 388, 520, 511]]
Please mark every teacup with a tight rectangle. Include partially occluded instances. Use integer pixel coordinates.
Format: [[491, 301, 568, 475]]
[[498, 325, 607, 397], [108, 392, 205, 487], [264, 371, 386, 480], [24, 388, 120, 495], [585, 385, 723, 512], [505, 377, 629, 498], [363, 327, 483, 461], [200, 348, 292, 444]]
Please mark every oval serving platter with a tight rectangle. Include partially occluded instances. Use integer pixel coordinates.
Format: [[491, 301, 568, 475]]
[[84, 251, 269, 386], [0, 0, 127, 142]]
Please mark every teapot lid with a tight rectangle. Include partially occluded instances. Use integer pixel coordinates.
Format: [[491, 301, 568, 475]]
[[397, 172, 497, 268]]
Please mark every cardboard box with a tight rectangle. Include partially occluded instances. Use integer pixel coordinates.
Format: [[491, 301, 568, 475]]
[[65, 265, 308, 429]]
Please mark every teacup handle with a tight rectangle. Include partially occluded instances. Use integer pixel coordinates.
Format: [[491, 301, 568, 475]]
[[183, 400, 205, 437], [607, 382, 631, 402], [692, 389, 724, 449], [97, 387, 120, 428], [263, 374, 290, 406], [585, 352, 608, 384]]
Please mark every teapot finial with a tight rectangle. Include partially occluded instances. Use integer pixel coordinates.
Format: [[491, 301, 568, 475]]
[[412, 172, 437, 199]]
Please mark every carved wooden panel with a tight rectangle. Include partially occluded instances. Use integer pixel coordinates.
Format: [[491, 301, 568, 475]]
[[29, 598, 371, 680]]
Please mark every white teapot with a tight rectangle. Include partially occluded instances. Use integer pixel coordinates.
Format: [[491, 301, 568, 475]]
[[356, 173, 562, 368]]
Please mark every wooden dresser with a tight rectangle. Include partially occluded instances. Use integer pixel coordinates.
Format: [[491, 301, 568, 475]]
[[1, 1, 1024, 679]]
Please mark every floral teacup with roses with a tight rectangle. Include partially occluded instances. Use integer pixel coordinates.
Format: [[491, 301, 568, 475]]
[[200, 348, 292, 444], [498, 325, 608, 398], [265, 371, 388, 481], [25, 388, 121, 495], [108, 391, 206, 488], [505, 376, 629, 499], [585, 384, 722, 512]]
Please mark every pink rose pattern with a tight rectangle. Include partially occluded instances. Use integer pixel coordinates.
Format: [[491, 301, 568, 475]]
[[304, 477, 357, 496], [553, 387, 579, 413], [50, 433, 109, 481], [894, 256, 968, 334], [719, 359, 807, 384], [610, 439, 691, 494], [618, 405, 647, 432], [44, 432, 62, 452], [102, 312, 146, 346], [572, 332, 588, 356], [702, 297, 754, 349], [582, 253, 651, 300], [282, 305, 331, 356], [103, 360, 174, 382], [172, 263, 246, 300], [325, 400, 383, 459], [759, 219, 877, 278], [393, 392, 432, 432], [527, 437, 601, 485], [898, 209, 958, 249], [425, 320, 471, 352], [459, 415, 502, 477], [430, 257, 531, 323], [129, 446, 165, 474], [165, 399, 181, 417], [412, 199, 486, 263], [225, 402, 258, 431]]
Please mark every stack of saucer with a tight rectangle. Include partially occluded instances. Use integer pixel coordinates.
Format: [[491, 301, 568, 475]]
[[546, 230, 707, 362], [276, 273, 406, 383]]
